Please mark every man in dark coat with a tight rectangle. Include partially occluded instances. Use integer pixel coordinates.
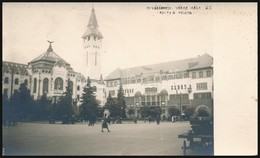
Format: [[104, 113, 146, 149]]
[[101, 117, 110, 132]]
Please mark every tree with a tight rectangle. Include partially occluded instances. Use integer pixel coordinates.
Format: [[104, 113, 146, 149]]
[[116, 81, 126, 118], [3, 92, 10, 125], [184, 106, 195, 120], [168, 106, 180, 117], [58, 78, 75, 124], [37, 92, 52, 120], [104, 93, 119, 118], [127, 108, 135, 118], [79, 77, 100, 122], [140, 106, 162, 119], [9, 82, 36, 121]]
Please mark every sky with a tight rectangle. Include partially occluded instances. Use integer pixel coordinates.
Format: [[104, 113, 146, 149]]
[[2, 3, 258, 155], [3, 3, 214, 77]]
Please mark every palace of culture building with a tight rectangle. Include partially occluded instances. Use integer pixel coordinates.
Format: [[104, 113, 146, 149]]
[[2, 7, 213, 118]]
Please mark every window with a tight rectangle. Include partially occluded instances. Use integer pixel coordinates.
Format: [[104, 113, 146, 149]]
[[88, 36, 90, 41], [14, 78, 19, 85], [168, 75, 173, 80], [196, 82, 208, 90], [54, 77, 63, 91], [77, 85, 80, 91], [184, 85, 187, 89], [24, 79, 28, 85], [130, 77, 136, 84], [145, 87, 157, 94], [69, 81, 74, 94], [93, 86, 97, 92], [4, 77, 9, 84], [4, 89, 8, 96], [109, 90, 115, 96], [199, 71, 203, 78], [192, 72, 196, 79], [206, 70, 212, 77], [137, 78, 141, 83], [184, 73, 189, 78], [174, 85, 176, 90], [171, 86, 173, 90], [43, 78, 49, 93], [194, 92, 211, 99], [181, 85, 183, 89], [177, 85, 180, 90], [77, 95, 80, 100], [33, 78, 37, 93]]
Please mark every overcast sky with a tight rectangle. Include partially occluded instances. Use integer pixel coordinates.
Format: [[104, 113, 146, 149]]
[[3, 3, 214, 77]]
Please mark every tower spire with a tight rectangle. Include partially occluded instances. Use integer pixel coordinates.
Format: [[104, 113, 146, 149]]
[[87, 6, 99, 29]]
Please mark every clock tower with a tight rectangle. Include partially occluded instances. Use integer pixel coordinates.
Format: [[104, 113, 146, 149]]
[[82, 7, 103, 80]]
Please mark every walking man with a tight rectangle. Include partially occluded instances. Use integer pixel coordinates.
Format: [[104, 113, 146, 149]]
[[101, 116, 110, 132]]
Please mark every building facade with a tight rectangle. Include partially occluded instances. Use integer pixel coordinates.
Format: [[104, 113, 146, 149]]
[[2, 7, 213, 118], [2, 7, 106, 106], [105, 53, 214, 118]]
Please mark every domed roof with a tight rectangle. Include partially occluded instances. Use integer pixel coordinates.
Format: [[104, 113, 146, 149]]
[[28, 42, 75, 73], [29, 44, 69, 65]]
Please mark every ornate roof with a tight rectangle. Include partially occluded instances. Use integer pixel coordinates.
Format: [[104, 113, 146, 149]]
[[105, 53, 213, 80], [82, 7, 103, 39], [2, 61, 29, 75], [29, 44, 69, 65], [28, 42, 75, 73]]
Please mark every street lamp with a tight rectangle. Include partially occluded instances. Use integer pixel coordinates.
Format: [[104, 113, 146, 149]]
[[187, 85, 192, 106], [179, 92, 182, 122]]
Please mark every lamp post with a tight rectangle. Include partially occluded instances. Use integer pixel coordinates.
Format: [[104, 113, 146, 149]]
[[179, 92, 182, 122], [187, 85, 192, 106], [38, 72, 41, 99]]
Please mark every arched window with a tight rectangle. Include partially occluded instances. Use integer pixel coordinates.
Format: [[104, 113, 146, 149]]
[[43, 78, 49, 94], [77, 85, 80, 91], [93, 86, 97, 92], [69, 81, 73, 94], [168, 75, 173, 80], [24, 79, 28, 85], [54, 77, 63, 90], [4, 77, 9, 84], [14, 78, 19, 85], [33, 78, 37, 93]]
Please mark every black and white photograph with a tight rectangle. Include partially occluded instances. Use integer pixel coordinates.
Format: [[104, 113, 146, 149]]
[[2, 2, 257, 156]]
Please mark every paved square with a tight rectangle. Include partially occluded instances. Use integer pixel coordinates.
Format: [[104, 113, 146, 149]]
[[2, 121, 210, 156]]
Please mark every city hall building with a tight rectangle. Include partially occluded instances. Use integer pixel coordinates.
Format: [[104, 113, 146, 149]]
[[2, 7, 213, 118]]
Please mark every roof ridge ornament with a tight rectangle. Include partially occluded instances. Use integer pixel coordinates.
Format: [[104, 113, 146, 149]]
[[47, 40, 54, 52]]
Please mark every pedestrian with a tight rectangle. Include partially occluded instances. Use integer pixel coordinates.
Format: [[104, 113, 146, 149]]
[[156, 116, 160, 125], [134, 117, 137, 124], [101, 116, 110, 132]]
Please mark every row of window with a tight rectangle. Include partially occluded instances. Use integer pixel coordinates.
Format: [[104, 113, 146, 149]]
[[171, 84, 191, 91], [4, 70, 28, 75], [193, 92, 211, 99], [84, 45, 100, 49], [192, 70, 212, 79], [3, 77, 28, 85], [124, 89, 134, 94], [196, 82, 208, 90], [107, 71, 212, 87], [84, 36, 101, 42]]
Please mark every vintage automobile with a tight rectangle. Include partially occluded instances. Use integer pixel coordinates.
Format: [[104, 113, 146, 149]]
[[178, 105, 213, 155]]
